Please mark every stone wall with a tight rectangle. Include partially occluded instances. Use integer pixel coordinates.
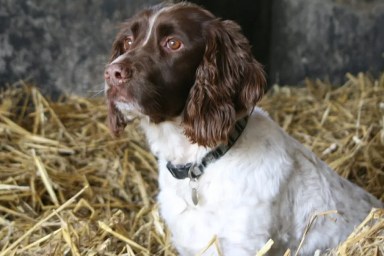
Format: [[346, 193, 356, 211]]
[[269, 0, 384, 85], [0, 0, 161, 96], [0, 0, 383, 96]]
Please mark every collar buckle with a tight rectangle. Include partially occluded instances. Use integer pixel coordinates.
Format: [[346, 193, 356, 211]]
[[188, 164, 203, 179]]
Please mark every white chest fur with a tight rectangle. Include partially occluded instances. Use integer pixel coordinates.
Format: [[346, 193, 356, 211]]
[[140, 108, 383, 256]]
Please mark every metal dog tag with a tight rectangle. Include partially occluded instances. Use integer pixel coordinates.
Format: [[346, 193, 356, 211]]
[[189, 178, 199, 205]]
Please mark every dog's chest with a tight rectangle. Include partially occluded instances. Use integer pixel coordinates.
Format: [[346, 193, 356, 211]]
[[156, 165, 221, 251]]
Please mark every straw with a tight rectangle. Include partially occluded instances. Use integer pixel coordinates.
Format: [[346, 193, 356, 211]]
[[0, 72, 383, 255]]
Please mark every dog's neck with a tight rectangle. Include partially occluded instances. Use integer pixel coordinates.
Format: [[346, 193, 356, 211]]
[[139, 117, 211, 165]]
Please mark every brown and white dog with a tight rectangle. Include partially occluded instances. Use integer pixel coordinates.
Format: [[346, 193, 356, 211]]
[[104, 2, 382, 255]]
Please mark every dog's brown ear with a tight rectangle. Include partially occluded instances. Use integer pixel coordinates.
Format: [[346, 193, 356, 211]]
[[182, 19, 266, 147]]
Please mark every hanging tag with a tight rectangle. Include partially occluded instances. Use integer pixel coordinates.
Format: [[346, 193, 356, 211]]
[[189, 178, 199, 205]]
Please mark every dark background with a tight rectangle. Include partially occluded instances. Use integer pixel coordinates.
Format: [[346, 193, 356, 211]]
[[0, 0, 383, 96]]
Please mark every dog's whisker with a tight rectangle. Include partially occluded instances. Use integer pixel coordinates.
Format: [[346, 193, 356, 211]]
[[88, 88, 106, 98]]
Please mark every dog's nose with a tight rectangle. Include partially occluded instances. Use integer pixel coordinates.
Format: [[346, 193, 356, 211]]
[[104, 63, 132, 87]]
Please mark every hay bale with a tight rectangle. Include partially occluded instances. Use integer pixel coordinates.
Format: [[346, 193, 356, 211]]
[[0, 73, 383, 255]]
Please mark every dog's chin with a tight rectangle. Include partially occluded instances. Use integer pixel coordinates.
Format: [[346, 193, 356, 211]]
[[114, 100, 144, 122]]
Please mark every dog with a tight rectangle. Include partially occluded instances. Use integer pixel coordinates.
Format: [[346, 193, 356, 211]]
[[104, 2, 383, 255]]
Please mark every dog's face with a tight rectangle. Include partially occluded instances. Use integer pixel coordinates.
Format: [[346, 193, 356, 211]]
[[105, 3, 265, 147]]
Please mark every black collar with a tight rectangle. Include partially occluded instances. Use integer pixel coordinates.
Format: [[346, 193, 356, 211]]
[[166, 116, 249, 180]]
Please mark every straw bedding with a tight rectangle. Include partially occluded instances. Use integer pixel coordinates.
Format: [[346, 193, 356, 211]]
[[0, 72, 383, 255]]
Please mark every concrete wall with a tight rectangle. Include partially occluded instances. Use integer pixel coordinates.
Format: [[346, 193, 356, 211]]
[[0, 0, 161, 96], [269, 0, 384, 85]]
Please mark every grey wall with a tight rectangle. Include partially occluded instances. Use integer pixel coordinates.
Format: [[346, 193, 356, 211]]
[[0, 0, 161, 97], [0, 0, 383, 96], [269, 0, 384, 85]]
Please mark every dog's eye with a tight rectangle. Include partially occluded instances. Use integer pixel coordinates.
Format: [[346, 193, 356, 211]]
[[123, 36, 134, 51], [165, 38, 183, 51]]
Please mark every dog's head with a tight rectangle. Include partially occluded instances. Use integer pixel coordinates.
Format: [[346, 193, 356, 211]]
[[105, 2, 265, 147]]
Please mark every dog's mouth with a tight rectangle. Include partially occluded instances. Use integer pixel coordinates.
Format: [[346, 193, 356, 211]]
[[106, 92, 143, 136], [105, 79, 142, 118], [113, 100, 143, 122], [106, 99, 125, 136]]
